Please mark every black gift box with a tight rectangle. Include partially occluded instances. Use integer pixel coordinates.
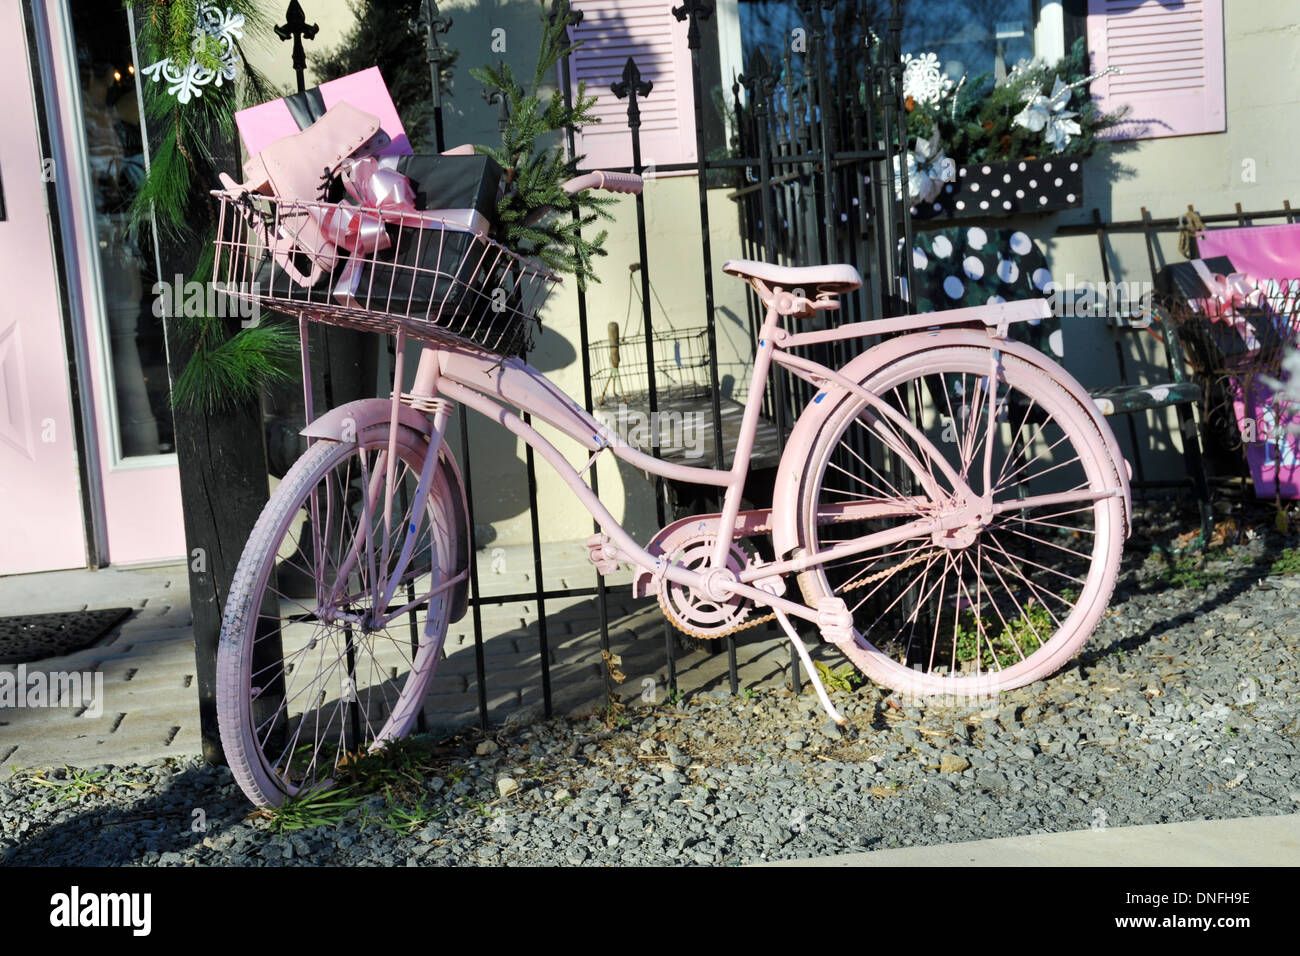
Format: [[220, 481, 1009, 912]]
[[394, 154, 502, 231], [255, 219, 533, 355], [1155, 256, 1238, 300], [257, 152, 505, 307], [250, 151, 536, 353], [322, 154, 503, 233]]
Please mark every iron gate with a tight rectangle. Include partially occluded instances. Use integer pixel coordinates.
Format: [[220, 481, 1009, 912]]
[[429, 0, 911, 730]]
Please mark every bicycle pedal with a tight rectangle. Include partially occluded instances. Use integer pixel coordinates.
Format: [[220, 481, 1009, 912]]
[[816, 597, 854, 647], [585, 533, 621, 575]]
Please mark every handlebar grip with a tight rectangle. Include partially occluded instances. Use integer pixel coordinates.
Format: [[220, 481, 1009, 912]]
[[608, 322, 621, 368], [561, 171, 645, 196], [595, 171, 643, 194]]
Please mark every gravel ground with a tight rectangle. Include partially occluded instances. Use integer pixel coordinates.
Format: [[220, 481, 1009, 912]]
[[3, 507, 1299, 866]]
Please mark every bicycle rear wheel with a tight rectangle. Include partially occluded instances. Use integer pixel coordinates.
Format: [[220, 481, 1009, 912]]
[[793, 342, 1125, 697], [217, 423, 457, 807]]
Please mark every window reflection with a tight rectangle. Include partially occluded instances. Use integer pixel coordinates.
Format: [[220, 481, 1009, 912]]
[[73, 2, 173, 458], [738, 0, 1037, 84]]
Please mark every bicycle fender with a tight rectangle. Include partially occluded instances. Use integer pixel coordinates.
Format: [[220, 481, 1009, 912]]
[[770, 329, 1132, 565], [300, 399, 471, 623], [300, 399, 433, 442]]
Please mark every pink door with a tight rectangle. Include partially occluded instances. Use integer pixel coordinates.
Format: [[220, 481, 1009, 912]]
[[8, 0, 187, 572], [0, 0, 88, 575]]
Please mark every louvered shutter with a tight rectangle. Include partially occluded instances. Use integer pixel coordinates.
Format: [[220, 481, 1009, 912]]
[[1087, 0, 1226, 139], [567, 1, 697, 172]]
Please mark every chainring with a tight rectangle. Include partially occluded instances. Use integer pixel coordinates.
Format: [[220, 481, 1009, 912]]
[[657, 535, 753, 639]]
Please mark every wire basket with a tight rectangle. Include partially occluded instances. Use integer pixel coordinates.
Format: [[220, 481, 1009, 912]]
[[589, 325, 713, 407], [1160, 281, 1300, 381], [1161, 282, 1300, 495], [212, 189, 558, 357]]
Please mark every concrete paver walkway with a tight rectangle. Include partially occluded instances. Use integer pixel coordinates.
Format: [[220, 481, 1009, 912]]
[[0, 541, 809, 775]]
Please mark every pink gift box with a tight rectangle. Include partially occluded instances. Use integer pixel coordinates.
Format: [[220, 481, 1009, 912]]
[[235, 66, 412, 160]]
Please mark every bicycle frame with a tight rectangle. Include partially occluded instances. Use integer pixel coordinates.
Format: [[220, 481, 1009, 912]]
[[358, 291, 1101, 637]]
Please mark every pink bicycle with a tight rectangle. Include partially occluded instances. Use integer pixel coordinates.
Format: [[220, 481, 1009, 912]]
[[212, 170, 1130, 807]]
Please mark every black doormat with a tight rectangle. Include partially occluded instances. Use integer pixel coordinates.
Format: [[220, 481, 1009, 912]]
[[0, 608, 133, 665]]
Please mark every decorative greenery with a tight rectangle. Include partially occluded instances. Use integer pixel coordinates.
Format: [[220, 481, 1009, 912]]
[[254, 786, 365, 833], [471, 1, 615, 290], [1270, 546, 1300, 576], [813, 660, 862, 693], [902, 37, 1128, 167], [129, 0, 298, 414], [309, 0, 459, 152], [950, 598, 1056, 670]]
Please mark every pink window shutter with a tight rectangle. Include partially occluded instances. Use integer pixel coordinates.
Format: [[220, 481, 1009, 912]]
[[1087, 0, 1226, 139], [566, 0, 697, 172]]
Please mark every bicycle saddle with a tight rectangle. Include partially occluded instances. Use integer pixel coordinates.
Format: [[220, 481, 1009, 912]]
[[722, 258, 862, 297]]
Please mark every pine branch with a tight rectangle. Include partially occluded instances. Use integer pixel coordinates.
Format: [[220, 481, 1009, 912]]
[[472, 1, 611, 289], [128, 0, 298, 414]]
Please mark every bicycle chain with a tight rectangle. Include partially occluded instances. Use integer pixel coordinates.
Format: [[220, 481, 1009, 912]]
[[660, 548, 933, 640]]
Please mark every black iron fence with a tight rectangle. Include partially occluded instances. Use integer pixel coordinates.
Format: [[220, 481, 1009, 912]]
[[428, 0, 911, 730]]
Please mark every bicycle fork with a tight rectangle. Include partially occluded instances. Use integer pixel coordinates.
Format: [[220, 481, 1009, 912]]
[[323, 343, 452, 626]]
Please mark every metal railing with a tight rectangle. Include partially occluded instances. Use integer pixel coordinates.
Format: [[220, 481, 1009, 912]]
[[393, 0, 910, 729]]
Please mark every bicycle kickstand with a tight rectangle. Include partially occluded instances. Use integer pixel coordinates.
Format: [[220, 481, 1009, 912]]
[[771, 604, 847, 727]]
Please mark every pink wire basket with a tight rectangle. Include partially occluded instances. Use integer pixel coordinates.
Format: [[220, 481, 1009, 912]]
[[212, 190, 559, 357]]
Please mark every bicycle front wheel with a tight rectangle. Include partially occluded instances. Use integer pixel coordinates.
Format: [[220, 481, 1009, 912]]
[[217, 423, 458, 807], [793, 342, 1125, 697]]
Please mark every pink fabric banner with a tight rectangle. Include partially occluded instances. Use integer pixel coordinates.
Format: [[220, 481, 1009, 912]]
[[1196, 223, 1300, 280], [1195, 224, 1300, 499]]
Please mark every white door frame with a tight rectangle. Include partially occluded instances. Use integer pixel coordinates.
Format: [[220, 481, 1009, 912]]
[[29, 0, 186, 567]]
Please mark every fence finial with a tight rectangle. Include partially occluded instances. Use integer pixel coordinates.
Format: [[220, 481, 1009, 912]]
[[275, 1, 319, 95], [671, 0, 713, 51], [612, 58, 653, 129]]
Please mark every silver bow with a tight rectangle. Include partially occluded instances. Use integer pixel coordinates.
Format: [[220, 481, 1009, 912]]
[[894, 131, 957, 204], [1013, 77, 1083, 153]]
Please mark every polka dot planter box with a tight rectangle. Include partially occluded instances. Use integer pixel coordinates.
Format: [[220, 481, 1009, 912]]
[[910, 158, 1083, 220]]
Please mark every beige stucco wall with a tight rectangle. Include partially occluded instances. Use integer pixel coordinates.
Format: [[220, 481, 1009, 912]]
[[1013, 0, 1300, 482], [241, 0, 1299, 543]]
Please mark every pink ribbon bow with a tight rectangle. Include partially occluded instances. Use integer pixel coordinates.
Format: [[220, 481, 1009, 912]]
[[1198, 271, 1265, 323], [315, 156, 429, 303], [310, 156, 479, 305], [1188, 259, 1269, 353]]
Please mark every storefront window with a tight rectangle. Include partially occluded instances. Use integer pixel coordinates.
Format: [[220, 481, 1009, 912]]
[[899, 0, 1036, 81], [737, 0, 1037, 83]]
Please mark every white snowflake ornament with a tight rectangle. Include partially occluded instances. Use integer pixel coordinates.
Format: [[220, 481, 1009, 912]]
[[901, 52, 954, 105], [141, 3, 245, 105]]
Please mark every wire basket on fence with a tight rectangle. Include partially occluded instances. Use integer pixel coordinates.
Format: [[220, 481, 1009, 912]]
[[1161, 280, 1300, 379], [211, 189, 558, 357], [1161, 281, 1300, 496], [588, 325, 713, 406]]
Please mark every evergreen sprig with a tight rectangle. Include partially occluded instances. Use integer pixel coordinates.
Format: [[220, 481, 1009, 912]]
[[129, 0, 298, 415], [472, 1, 614, 290], [903, 37, 1128, 166]]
